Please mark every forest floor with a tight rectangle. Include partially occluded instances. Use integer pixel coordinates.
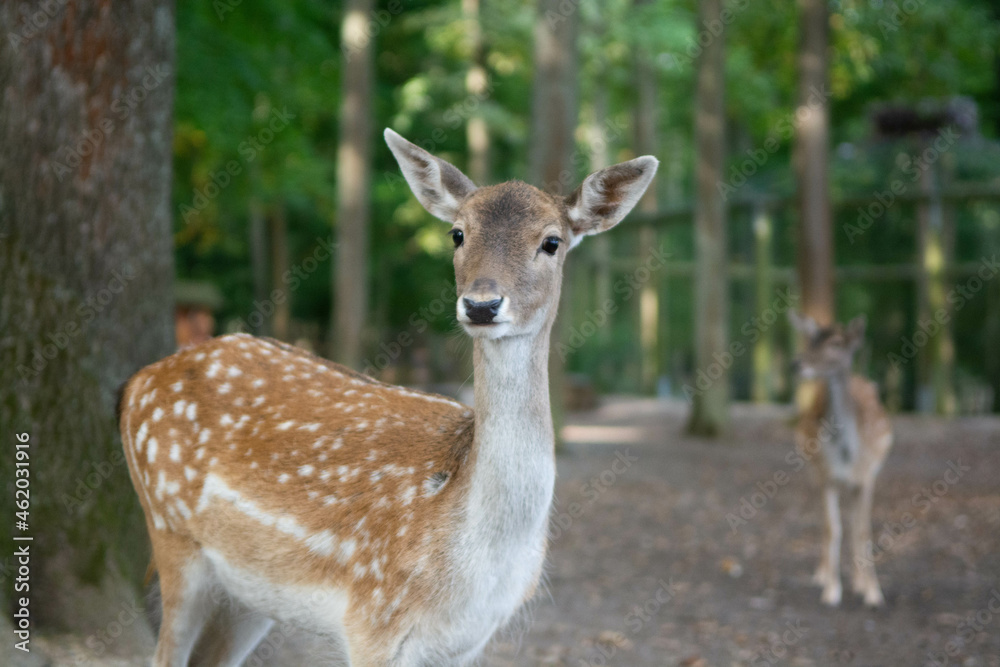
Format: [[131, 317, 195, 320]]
[[21, 398, 1000, 667]]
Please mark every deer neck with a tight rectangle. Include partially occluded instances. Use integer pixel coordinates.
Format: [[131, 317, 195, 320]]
[[822, 370, 860, 469], [465, 325, 555, 541]]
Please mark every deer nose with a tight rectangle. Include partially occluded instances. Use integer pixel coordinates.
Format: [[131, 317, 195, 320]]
[[463, 297, 503, 324]]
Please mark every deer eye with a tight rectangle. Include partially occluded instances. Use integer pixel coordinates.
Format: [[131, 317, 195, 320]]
[[541, 236, 561, 255], [450, 229, 464, 248]]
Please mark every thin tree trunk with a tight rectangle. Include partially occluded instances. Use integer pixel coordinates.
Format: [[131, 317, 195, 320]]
[[687, 0, 729, 436], [331, 0, 374, 367], [530, 0, 578, 440], [529, 0, 578, 193], [794, 0, 833, 326], [916, 153, 955, 415], [463, 0, 490, 185], [0, 0, 174, 641], [589, 81, 611, 343], [635, 26, 660, 395], [270, 204, 291, 341], [752, 205, 774, 403], [249, 195, 270, 336]]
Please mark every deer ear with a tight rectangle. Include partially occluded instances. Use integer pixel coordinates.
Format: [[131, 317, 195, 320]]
[[564, 156, 658, 248], [789, 311, 820, 338], [385, 129, 477, 224], [846, 314, 867, 348]]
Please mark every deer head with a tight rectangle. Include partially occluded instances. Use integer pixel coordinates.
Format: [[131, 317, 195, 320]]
[[789, 312, 867, 379], [385, 129, 658, 340]]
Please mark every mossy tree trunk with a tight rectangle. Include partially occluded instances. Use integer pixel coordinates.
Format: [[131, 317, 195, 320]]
[[0, 0, 174, 642]]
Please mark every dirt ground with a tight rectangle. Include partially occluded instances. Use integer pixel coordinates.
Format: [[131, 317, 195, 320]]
[[23, 398, 1000, 666], [484, 399, 1000, 667]]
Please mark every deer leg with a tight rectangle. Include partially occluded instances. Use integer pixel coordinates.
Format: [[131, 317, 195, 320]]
[[846, 485, 867, 596], [812, 484, 833, 586], [152, 533, 214, 667], [819, 486, 842, 606], [854, 477, 884, 607]]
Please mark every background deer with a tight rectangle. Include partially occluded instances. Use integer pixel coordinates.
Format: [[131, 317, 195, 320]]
[[790, 313, 893, 607], [119, 128, 657, 666]]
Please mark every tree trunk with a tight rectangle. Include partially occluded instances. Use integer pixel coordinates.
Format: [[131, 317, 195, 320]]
[[529, 0, 578, 194], [530, 0, 578, 439], [916, 153, 955, 415], [635, 26, 660, 395], [249, 193, 270, 336], [752, 205, 774, 402], [794, 0, 834, 326], [331, 0, 374, 368], [270, 203, 291, 341], [687, 0, 729, 436], [0, 0, 174, 646], [463, 0, 490, 186]]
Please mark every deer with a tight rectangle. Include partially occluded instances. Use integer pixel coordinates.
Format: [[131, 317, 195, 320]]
[[789, 312, 893, 607], [118, 128, 658, 666]]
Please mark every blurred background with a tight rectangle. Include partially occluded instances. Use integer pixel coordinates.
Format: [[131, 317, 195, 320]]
[[2, 0, 1000, 665]]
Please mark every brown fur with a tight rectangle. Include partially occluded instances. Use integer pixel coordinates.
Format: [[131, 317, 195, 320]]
[[121, 335, 476, 650]]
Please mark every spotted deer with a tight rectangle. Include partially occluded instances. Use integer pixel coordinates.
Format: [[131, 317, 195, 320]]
[[789, 312, 893, 607], [119, 129, 658, 666]]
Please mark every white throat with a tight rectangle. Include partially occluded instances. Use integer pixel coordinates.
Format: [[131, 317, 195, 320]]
[[466, 328, 555, 539]]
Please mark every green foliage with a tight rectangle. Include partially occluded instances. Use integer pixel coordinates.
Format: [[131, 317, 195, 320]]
[[172, 0, 1000, 407]]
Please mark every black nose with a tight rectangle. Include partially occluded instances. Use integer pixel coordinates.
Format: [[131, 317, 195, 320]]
[[463, 297, 503, 324]]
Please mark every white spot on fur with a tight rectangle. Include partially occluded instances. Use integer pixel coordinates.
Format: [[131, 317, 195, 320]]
[[227, 366, 243, 378], [169, 444, 181, 462], [277, 421, 295, 431], [135, 422, 149, 452], [206, 361, 222, 378], [147, 438, 158, 463], [152, 407, 164, 422], [298, 465, 314, 477], [220, 414, 234, 426], [171, 381, 183, 392], [186, 403, 197, 421]]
